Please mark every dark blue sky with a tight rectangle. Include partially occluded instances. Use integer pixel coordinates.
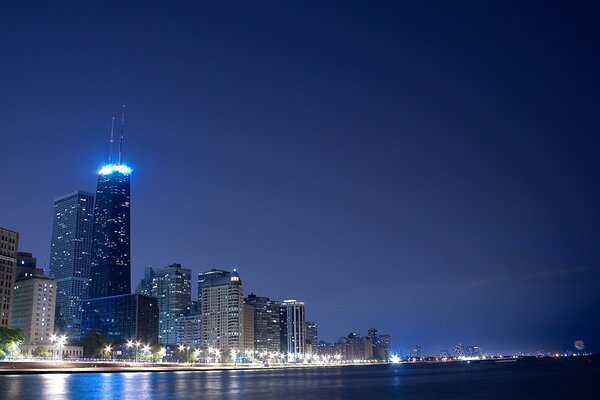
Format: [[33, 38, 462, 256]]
[[2, 1, 599, 355]]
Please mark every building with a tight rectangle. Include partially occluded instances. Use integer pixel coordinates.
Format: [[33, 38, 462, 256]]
[[279, 304, 288, 354], [243, 303, 254, 352], [283, 299, 305, 360], [0, 227, 18, 328], [151, 264, 192, 345], [410, 344, 422, 359], [198, 269, 245, 353], [368, 328, 391, 361], [337, 333, 373, 361], [89, 164, 131, 299], [16, 252, 44, 280], [49, 190, 95, 339], [136, 266, 155, 296], [81, 293, 159, 343], [11, 275, 56, 345], [305, 321, 318, 355], [175, 313, 202, 348], [244, 293, 282, 352]]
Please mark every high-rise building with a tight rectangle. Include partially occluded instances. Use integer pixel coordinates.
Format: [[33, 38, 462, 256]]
[[198, 269, 245, 353], [244, 293, 282, 352], [337, 332, 373, 361], [283, 299, 305, 360], [151, 264, 192, 345], [136, 266, 155, 296], [81, 293, 159, 343], [243, 303, 254, 352], [0, 227, 18, 328], [305, 321, 318, 354], [11, 275, 56, 345], [368, 328, 391, 361], [279, 304, 287, 354], [49, 190, 95, 339], [89, 165, 131, 298], [16, 252, 44, 280]]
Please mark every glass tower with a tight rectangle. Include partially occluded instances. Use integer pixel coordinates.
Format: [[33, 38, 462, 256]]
[[89, 164, 132, 299], [49, 191, 94, 339], [151, 263, 192, 345]]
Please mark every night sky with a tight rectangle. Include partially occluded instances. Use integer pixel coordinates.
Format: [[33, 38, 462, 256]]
[[2, 1, 599, 355]]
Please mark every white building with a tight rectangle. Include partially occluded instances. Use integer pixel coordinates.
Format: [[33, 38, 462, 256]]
[[199, 269, 245, 354], [11, 276, 56, 345]]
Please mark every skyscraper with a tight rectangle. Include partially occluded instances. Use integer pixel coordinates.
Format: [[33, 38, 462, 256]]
[[198, 269, 245, 353], [284, 299, 306, 360], [89, 164, 131, 298], [151, 263, 192, 345], [245, 293, 282, 352], [305, 321, 318, 354], [0, 227, 18, 328], [49, 190, 94, 339]]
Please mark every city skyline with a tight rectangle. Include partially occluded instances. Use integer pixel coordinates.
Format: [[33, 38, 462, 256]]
[[2, 1, 599, 355]]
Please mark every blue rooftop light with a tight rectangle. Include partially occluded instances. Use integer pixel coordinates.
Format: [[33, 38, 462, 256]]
[[98, 164, 132, 175]]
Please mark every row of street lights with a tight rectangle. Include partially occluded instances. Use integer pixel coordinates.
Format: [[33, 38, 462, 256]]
[[126, 340, 151, 362]]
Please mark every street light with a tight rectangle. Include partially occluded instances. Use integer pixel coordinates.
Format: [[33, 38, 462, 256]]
[[179, 344, 190, 363], [142, 344, 151, 362], [51, 334, 67, 360], [105, 345, 112, 361], [127, 340, 142, 362]]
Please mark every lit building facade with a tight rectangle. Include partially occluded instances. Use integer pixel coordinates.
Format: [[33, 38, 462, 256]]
[[198, 269, 245, 352], [89, 165, 131, 298], [305, 321, 318, 354], [0, 227, 18, 328], [81, 293, 159, 343], [245, 293, 282, 352], [11, 275, 56, 345], [243, 303, 254, 351], [49, 190, 94, 339], [151, 264, 192, 345], [284, 299, 306, 359]]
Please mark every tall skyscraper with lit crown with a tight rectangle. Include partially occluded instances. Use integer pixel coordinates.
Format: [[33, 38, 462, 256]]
[[89, 164, 132, 298]]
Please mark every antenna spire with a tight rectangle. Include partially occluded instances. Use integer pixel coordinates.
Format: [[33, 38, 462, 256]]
[[108, 116, 115, 164], [118, 105, 125, 165]]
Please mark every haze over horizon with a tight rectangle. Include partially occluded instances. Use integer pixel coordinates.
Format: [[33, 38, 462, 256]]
[[1, 1, 599, 355]]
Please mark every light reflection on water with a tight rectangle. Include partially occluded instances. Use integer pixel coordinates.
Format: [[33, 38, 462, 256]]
[[0, 359, 598, 400]]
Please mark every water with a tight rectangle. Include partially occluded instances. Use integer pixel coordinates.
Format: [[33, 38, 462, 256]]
[[1, 357, 598, 399]]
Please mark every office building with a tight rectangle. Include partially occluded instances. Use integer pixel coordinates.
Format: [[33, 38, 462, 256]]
[[198, 269, 245, 352], [81, 293, 159, 343], [16, 252, 44, 280], [11, 275, 56, 345], [136, 266, 155, 296], [0, 227, 18, 328], [89, 164, 131, 298], [284, 299, 305, 359], [243, 303, 254, 351], [245, 293, 282, 352], [305, 321, 318, 354], [151, 264, 192, 345], [49, 190, 95, 339]]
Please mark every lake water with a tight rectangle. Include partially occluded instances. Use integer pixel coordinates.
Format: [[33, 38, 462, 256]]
[[1, 357, 598, 399]]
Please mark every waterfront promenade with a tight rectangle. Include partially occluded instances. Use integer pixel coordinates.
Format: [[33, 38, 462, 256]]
[[0, 360, 379, 375]]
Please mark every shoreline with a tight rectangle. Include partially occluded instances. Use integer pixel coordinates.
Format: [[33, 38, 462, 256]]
[[0, 361, 387, 375]]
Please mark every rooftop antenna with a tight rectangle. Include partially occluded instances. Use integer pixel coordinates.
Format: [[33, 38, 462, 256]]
[[118, 104, 125, 165], [108, 116, 115, 164]]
